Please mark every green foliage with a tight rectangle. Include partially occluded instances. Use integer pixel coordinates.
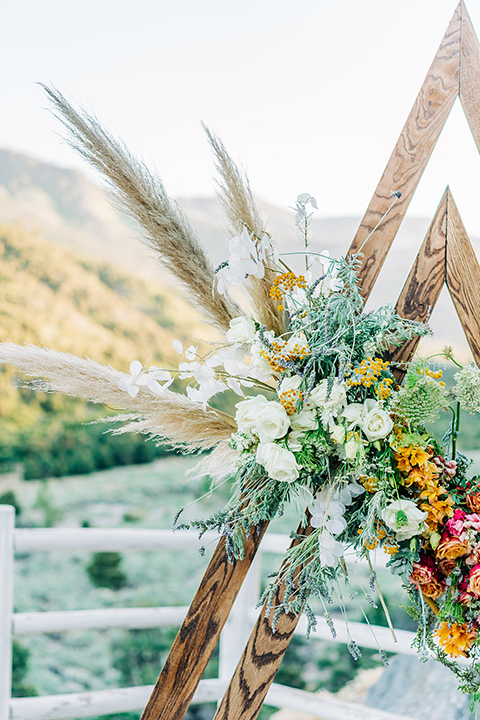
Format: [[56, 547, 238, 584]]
[[34, 483, 63, 527], [0, 489, 22, 516], [11, 639, 37, 697], [86, 552, 128, 591]]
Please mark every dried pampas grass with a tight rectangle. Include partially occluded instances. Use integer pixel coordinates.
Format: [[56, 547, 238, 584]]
[[42, 85, 241, 335], [0, 343, 235, 452], [203, 124, 286, 336]]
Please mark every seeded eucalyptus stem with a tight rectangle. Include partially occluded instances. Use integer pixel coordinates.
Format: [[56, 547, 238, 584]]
[[450, 401, 461, 460], [366, 553, 397, 643]]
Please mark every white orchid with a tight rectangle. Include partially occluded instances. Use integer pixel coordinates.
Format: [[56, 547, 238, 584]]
[[117, 360, 147, 398]]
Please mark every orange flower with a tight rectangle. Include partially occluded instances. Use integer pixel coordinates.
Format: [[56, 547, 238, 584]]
[[467, 564, 480, 597], [466, 493, 480, 513], [434, 622, 477, 658], [436, 534, 470, 561], [409, 447, 430, 467]]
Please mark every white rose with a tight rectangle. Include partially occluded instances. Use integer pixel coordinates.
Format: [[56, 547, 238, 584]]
[[226, 316, 256, 344], [278, 375, 302, 395], [340, 403, 366, 430], [381, 500, 428, 541], [256, 442, 299, 483], [329, 423, 345, 444], [309, 380, 347, 423], [249, 345, 272, 382], [291, 409, 318, 432], [255, 401, 290, 442], [235, 395, 268, 433], [360, 399, 393, 442]]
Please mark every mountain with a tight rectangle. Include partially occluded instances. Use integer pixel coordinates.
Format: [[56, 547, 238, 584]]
[[0, 224, 203, 370], [0, 147, 475, 353]]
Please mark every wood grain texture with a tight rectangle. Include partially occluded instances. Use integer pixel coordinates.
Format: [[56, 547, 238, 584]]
[[445, 189, 480, 365], [347, 3, 460, 301], [140, 524, 267, 720], [388, 189, 447, 373], [459, 1, 480, 150], [212, 519, 315, 720]]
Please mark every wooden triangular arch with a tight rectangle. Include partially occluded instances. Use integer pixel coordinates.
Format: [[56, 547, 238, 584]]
[[141, 4, 480, 720], [392, 187, 480, 369]]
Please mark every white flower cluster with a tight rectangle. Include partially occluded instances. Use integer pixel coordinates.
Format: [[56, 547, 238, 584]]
[[453, 362, 480, 414], [310, 482, 365, 567]]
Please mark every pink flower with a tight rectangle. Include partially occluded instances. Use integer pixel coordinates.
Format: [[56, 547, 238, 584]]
[[464, 513, 480, 532], [446, 509, 467, 537]]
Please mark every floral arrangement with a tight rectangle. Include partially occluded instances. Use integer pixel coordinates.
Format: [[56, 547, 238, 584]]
[[3, 87, 480, 699]]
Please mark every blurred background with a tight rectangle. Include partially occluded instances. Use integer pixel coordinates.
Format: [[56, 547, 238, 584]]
[[2, 1, 480, 717]]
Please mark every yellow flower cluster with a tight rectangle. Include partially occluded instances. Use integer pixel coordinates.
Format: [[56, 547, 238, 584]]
[[360, 475, 379, 493], [279, 388, 304, 415], [260, 338, 310, 375], [418, 366, 446, 387], [358, 522, 399, 554], [347, 356, 393, 397], [394, 443, 454, 532], [434, 622, 477, 658], [269, 272, 307, 311]]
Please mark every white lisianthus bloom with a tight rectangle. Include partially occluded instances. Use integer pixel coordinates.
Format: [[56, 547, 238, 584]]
[[360, 399, 394, 442], [381, 500, 428, 541], [309, 379, 347, 424], [256, 442, 299, 483], [329, 423, 345, 444], [235, 395, 269, 433], [287, 429, 305, 452], [290, 409, 317, 432], [255, 401, 290, 442], [226, 316, 256, 344], [344, 434, 362, 460]]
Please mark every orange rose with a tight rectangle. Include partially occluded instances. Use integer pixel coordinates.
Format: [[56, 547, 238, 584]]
[[438, 558, 457, 576], [466, 493, 480, 513], [467, 564, 480, 597], [410, 555, 445, 600], [435, 534, 469, 561]]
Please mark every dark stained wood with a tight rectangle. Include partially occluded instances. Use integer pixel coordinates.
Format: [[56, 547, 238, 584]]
[[388, 189, 447, 374], [213, 519, 315, 720], [140, 524, 267, 720], [445, 189, 480, 365], [459, 1, 480, 150], [347, 3, 460, 302]]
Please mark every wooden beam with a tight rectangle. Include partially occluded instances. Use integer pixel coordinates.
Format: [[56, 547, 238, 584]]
[[459, 1, 480, 150], [212, 520, 315, 720], [140, 524, 267, 720], [389, 189, 448, 372], [347, 3, 460, 301], [445, 189, 480, 365]]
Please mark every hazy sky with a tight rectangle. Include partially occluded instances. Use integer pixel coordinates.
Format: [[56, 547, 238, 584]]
[[3, 0, 480, 232]]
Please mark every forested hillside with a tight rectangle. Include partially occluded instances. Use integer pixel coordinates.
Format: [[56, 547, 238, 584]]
[[0, 224, 213, 478]]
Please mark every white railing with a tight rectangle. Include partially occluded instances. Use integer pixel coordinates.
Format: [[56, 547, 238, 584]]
[[0, 504, 418, 720]]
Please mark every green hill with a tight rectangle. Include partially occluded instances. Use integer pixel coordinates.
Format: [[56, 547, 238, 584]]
[[0, 224, 213, 478]]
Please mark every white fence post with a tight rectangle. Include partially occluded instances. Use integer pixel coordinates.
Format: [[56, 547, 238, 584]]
[[218, 552, 262, 681], [0, 505, 15, 720]]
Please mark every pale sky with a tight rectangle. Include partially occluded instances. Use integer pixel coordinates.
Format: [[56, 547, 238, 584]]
[[3, 0, 480, 233]]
